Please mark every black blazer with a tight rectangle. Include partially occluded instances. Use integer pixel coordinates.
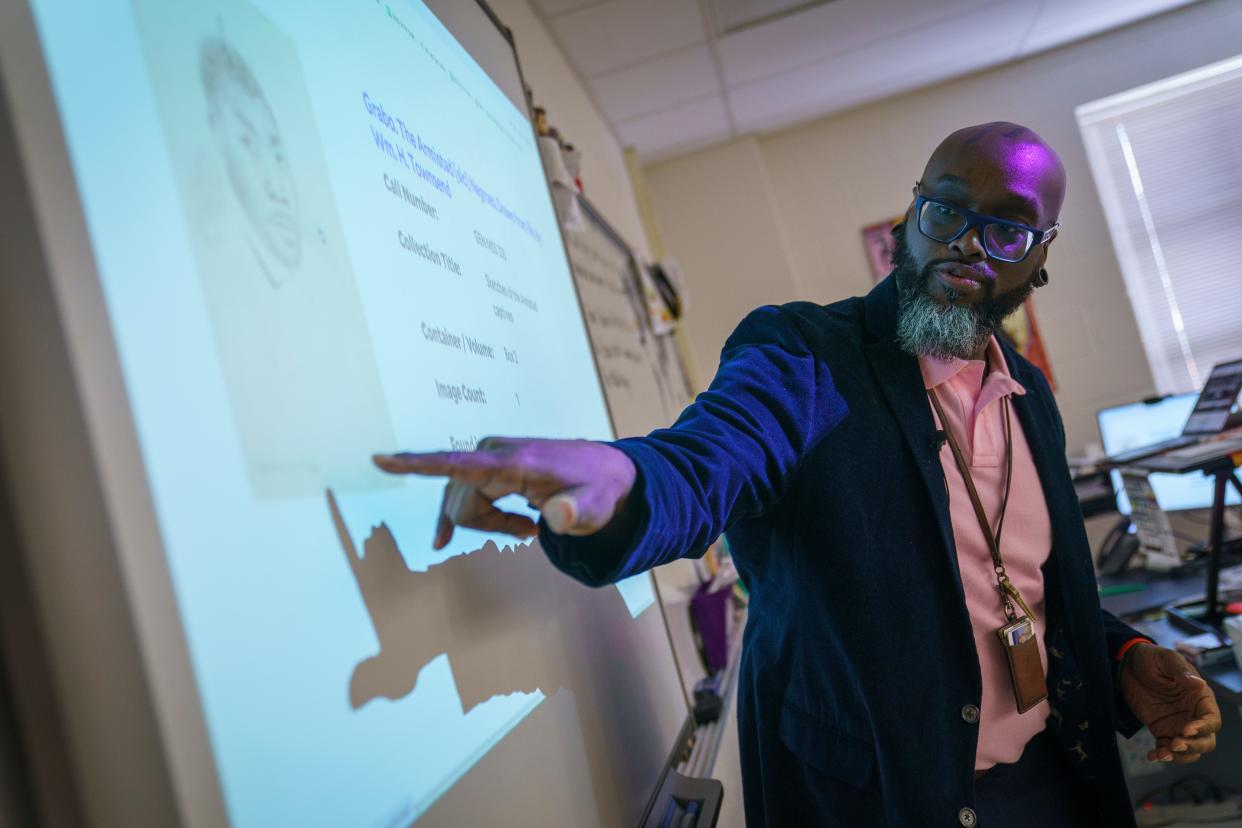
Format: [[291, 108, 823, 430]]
[[542, 274, 1144, 826]]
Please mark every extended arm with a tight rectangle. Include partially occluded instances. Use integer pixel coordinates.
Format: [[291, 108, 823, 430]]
[[374, 305, 849, 587], [542, 305, 849, 585]]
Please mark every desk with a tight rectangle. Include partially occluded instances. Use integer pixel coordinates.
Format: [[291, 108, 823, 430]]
[[1124, 442, 1242, 625], [1098, 568, 1216, 618]]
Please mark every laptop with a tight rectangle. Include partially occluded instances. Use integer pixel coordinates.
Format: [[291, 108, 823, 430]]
[[1103, 358, 1242, 466], [1097, 393, 1242, 512]]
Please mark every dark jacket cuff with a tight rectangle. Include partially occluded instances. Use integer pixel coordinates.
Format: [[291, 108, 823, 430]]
[[1103, 612, 1154, 736], [538, 443, 652, 587]]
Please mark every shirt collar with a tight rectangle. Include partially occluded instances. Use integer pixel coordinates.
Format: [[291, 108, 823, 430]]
[[918, 336, 1027, 397]]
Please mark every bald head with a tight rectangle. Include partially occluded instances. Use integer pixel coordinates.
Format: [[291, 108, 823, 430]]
[[922, 121, 1066, 226], [893, 122, 1067, 360]]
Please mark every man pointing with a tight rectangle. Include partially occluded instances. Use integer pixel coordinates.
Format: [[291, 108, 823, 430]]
[[375, 122, 1220, 826]]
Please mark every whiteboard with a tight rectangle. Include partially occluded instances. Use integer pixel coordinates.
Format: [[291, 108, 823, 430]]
[[565, 194, 694, 438]]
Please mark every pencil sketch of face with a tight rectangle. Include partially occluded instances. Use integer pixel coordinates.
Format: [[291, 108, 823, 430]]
[[201, 36, 301, 277]]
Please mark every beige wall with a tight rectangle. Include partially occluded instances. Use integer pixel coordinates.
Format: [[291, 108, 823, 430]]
[[642, 136, 806, 379], [489, 0, 651, 258], [645, 0, 1242, 453]]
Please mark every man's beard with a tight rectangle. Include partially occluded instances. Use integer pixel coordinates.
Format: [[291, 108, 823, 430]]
[[891, 222, 1035, 360]]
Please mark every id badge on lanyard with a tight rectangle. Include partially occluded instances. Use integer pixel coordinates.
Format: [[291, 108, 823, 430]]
[[929, 389, 1048, 713]]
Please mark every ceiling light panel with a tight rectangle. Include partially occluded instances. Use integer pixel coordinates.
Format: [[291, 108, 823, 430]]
[[532, 0, 602, 15], [708, 0, 833, 36]]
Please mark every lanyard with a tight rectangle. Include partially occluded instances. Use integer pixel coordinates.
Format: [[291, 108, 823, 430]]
[[927, 389, 1036, 624]]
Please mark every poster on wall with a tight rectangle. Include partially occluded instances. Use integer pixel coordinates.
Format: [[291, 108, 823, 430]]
[[861, 215, 1057, 390], [999, 301, 1057, 390], [861, 217, 901, 282]]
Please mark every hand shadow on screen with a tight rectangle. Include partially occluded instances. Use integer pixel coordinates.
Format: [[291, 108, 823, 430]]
[[327, 489, 633, 715]]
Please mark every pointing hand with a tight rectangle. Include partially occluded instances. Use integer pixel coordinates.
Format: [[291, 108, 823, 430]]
[[373, 437, 636, 549]]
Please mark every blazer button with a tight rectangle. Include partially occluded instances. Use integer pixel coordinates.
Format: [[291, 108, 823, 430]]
[[961, 704, 980, 724], [958, 806, 977, 827]]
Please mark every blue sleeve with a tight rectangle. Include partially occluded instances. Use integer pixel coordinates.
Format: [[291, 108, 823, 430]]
[[539, 304, 849, 587]]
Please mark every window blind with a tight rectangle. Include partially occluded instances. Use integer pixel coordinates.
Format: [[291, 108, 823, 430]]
[[1077, 55, 1242, 394]]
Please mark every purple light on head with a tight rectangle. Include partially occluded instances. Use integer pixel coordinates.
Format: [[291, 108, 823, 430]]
[[1004, 141, 1055, 179], [996, 140, 1065, 218]]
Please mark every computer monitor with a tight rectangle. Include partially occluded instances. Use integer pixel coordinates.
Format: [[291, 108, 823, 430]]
[[1097, 394, 1242, 515]]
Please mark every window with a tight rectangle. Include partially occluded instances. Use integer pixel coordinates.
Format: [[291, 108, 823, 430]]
[[1077, 55, 1242, 394]]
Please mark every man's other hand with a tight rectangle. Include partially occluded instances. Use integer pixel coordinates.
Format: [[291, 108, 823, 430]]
[[372, 438, 636, 550], [1120, 643, 1222, 764]]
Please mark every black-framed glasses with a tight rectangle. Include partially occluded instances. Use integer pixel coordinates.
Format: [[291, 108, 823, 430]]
[[914, 194, 1059, 263]]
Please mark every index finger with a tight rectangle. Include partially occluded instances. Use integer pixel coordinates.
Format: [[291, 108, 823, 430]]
[[372, 451, 515, 485]]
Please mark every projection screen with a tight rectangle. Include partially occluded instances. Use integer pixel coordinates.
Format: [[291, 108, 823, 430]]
[[0, 1, 689, 825]]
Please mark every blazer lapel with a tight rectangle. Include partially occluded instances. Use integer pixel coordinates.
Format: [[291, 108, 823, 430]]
[[1002, 350, 1084, 626], [862, 276, 960, 586]]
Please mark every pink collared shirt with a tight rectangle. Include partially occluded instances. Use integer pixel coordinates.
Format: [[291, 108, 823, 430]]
[[919, 336, 1052, 771]]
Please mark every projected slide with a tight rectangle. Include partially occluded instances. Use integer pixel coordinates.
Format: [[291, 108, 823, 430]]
[[27, 0, 665, 824]]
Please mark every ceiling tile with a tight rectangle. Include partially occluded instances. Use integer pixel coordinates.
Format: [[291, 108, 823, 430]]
[[715, 0, 995, 87], [550, 0, 708, 77], [728, 1, 1037, 134], [590, 45, 721, 122], [1017, 0, 1200, 56], [617, 94, 732, 159], [540, 0, 1205, 163]]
